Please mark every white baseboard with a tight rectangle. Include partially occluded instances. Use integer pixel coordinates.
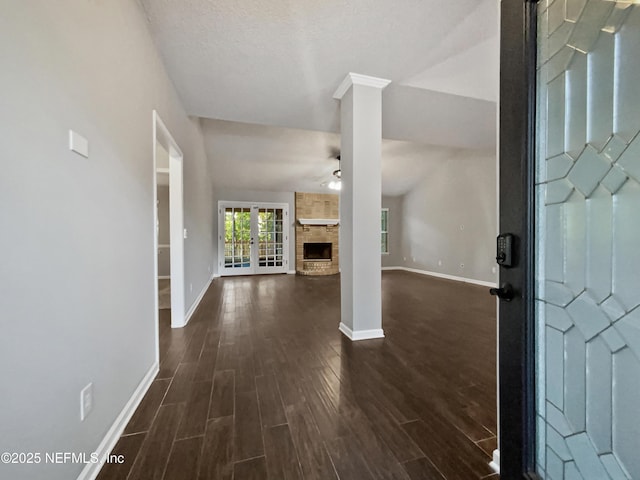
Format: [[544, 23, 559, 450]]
[[184, 276, 213, 326], [382, 266, 497, 288], [212, 273, 221, 278], [489, 449, 500, 474], [77, 362, 159, 480], [339, 322, 385, 341], [157, 275, 170, 280], [287, 270, 296, 275]]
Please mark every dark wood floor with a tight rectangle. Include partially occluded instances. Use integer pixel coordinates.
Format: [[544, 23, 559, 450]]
[[98, 271, 499, 480]]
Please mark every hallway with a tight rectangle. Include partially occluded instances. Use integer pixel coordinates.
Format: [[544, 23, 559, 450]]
[[98, 271, 498, 480]]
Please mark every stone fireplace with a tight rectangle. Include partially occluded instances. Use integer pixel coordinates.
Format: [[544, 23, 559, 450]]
[[295, 192, 339, 276]]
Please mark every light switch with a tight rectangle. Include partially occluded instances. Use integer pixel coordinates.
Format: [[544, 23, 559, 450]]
[[69, 130, 89, 158]]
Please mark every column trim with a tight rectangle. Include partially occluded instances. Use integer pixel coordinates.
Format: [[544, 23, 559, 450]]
[[339, 322, 385, 341], [333, 72, 391, 99], [490, 449, 500, 474]]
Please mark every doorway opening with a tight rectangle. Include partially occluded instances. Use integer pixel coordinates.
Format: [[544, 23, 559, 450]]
[[153, 111, 185, 333], [218, 201, 289, 276]]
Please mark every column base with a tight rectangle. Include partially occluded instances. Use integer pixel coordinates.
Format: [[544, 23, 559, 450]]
[[489, 449, 500, 474], [339, 322, 385, 341]]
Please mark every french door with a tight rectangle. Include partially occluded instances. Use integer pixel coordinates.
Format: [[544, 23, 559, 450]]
[[218, 202, 289, 276]]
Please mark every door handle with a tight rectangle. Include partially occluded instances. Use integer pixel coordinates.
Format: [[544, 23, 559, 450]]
[[489, 283, 514, 301]]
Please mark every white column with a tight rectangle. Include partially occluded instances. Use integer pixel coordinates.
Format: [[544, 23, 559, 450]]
[[333, 73, 390, 341]]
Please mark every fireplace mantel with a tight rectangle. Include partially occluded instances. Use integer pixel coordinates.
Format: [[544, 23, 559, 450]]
[[297, 218, 339, 226]]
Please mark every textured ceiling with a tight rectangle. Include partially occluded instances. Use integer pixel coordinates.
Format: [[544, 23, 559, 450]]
[[139, 0, 499, 149], [140, 0, 498, 196], [403, 35, 499, 102], [201, 119, 478, 196], [401, 0, 499, 102]]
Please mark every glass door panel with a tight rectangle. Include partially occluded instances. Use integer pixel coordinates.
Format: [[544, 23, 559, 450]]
[[223, 207, 253, 274], [535, 2, 640, 478], [256, 207, 285, 273]]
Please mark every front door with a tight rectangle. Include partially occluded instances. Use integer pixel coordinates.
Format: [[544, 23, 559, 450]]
[[500, 1, 640, 478], [219, 202, 289, 276]]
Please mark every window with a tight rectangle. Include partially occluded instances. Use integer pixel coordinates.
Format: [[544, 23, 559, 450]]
[[381, 208, 389, 254]]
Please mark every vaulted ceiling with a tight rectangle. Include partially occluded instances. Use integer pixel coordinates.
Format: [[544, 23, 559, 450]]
[[200, 119, 485, 196], [139, 0, 499, 194]]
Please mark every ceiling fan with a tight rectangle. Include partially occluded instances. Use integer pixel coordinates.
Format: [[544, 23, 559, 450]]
[[332, 154, 341, 179], [327, 148, 342, 190], [315, 146, 342, 191]]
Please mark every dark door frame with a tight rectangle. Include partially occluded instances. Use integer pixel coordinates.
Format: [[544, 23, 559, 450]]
[[498, 0, 540, 478]]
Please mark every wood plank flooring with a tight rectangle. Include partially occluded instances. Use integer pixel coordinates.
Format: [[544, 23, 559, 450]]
[[98, 271, 498, 480]]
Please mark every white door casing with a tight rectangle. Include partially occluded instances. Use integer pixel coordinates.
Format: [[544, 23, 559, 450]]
[[153, 111, 186, 330]]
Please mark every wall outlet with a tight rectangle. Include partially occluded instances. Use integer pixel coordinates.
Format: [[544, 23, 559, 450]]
[[80, 383, 93, 421], [208, 264, 211, 273], [438, 260, 442, 266], [190, 283, 193, 293], [412, 257, 416, 262], [403, 257, 407, 262], [492, 266, 497, 274]]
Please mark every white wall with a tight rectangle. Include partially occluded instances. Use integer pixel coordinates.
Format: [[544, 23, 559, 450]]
[[157, 187, 171, 246], [396, 148, 497, 283], [0, 2, 214, 479], [157, 185, 171, 277], [213, 188, 296, 274]]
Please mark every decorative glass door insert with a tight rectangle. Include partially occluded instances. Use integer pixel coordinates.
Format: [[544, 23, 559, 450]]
[[535, 2, 640, 478]]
